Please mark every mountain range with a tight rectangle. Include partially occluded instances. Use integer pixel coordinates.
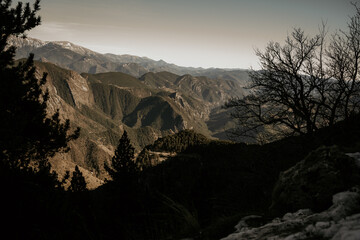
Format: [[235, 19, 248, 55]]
[[10, 36, 250, 188], [10, 36, 251, 82]]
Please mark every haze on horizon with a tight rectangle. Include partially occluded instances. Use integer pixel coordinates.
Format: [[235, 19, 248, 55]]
[[27, 0, 354, 69]]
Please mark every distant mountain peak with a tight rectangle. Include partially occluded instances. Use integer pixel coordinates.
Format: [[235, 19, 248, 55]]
[[8, 35, 46, 49], [9, 36, 250, 82], [51, 41, 99, 56]]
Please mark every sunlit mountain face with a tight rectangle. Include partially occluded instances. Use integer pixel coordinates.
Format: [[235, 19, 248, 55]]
[[10, 35, 249, 186]]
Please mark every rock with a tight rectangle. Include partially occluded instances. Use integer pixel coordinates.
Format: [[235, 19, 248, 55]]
[[346, 152, 360, 167], [270, 146, 360, 216], [221, 187, 360, 240], [234, 215, 264, 232]]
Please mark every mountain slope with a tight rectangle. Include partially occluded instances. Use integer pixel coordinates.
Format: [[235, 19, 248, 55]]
[[140, 71, 245, 105], [30, 62, 230, 187], [9, 37, 252, 188]]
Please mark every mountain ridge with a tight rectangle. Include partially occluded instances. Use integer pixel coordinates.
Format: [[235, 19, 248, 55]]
[[10, 36, 250, 79]]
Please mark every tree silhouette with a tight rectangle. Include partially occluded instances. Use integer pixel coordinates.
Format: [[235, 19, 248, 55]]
[[0, 2, 81, 238], [226, 5, 360, 142], [326, 4, 360, 121], [105, 130, 138, 182], [0, 0, 79, 186], [69, 166, 87, 192]]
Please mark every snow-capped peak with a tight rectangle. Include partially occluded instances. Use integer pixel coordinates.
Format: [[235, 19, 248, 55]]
[[7, 35, 46, 49], [51, 41, 97, 56]]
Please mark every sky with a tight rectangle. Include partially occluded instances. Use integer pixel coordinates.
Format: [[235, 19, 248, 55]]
[[26, 0, 356, 69]]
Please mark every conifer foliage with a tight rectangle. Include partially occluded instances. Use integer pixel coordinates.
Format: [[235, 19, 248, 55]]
[[105, 130, 138, 182], [0, 0, 79, 173], [69, 166, 87, 192]]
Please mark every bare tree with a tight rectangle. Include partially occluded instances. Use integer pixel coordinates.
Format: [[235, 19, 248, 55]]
[[327, 4, 360, 121], [226, 6, 360, 142]]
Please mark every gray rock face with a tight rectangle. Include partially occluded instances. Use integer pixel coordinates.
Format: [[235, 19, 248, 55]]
[[221, 187, 360, 240], [221, 147, 360, 240], [270, 146, 360, 216]]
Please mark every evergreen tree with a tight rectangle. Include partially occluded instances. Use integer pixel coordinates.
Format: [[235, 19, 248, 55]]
[[105, 130, 138, 182], [69, 165, 87, 192], [0, 0, 79, 177]]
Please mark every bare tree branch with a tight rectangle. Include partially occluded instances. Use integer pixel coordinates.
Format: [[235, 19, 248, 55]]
[[226, 7, 360, 143]]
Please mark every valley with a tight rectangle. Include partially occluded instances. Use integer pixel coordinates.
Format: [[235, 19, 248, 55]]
[[11, 36, 250, 187]]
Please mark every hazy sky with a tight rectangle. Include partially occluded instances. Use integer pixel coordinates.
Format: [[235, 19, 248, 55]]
[[27, 0, 355, 69]]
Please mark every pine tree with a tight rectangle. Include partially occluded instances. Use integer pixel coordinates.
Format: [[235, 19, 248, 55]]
[[0, 0, 79, 175], [105, 130, 138, 182], [69, 166, 87, 192]]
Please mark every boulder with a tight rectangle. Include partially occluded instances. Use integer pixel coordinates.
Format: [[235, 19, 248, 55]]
[[270, 146, 360, 216], [221, 187, 360, 240]]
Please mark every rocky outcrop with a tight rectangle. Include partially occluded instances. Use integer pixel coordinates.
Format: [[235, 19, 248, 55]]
[[220, 147, 360, 240], [270, 146, 360, 216], [221, 187, 360, 240]]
